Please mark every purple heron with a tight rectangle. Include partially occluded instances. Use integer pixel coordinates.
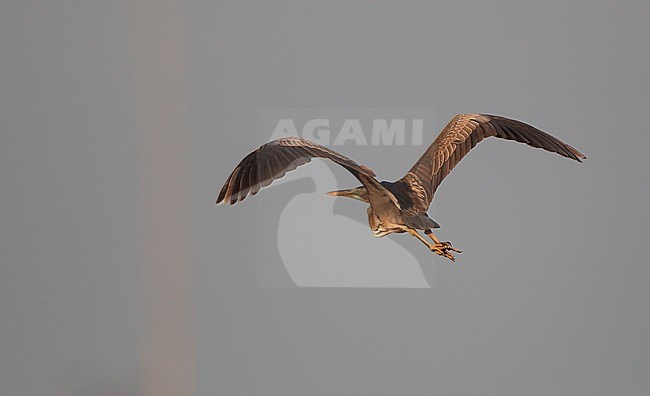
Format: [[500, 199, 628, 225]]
[[217, 114, 585, 261]]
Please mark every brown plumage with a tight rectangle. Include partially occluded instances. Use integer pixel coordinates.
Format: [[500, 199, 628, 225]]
[[217, 137, 381, 205], [217, 114, 586, 261]]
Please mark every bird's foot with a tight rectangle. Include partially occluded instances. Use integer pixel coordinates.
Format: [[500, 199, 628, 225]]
[[438, 241, 462, 253], [431, 241, 462, 262]]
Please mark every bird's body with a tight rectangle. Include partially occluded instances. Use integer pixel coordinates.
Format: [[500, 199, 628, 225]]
[[217, 114, 586, 261], [360, 180, 437, 237]]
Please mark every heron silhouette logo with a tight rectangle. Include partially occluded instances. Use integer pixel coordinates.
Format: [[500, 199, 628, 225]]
[[254, 108, 438, 288]]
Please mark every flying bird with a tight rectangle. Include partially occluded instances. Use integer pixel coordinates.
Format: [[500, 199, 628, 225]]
[[217, 114, 585, 261]]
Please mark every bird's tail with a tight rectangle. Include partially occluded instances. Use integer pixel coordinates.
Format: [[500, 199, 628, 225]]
[[404, 214, 440, 230]]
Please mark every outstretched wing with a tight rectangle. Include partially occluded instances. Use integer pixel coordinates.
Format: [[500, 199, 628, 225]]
[[216, 137, 381, 205], [403, 114, 586, 212]]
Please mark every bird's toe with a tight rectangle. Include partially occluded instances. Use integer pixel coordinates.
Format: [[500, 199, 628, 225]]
[[441, 241, 462, 254]]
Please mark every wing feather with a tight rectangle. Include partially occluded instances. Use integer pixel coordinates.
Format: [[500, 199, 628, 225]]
[[401, 114, 586, 212], [217, 137, 380, 205]]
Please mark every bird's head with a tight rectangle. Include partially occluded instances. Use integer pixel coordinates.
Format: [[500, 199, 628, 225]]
[[326, 186, 369, 203]]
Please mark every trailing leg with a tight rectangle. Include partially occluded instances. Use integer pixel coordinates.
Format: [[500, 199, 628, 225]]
[[406, 228, 457, 261], [425, 229, 462, 253]]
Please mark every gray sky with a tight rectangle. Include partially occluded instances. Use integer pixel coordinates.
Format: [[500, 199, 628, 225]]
[[1, 1, 649, 395]]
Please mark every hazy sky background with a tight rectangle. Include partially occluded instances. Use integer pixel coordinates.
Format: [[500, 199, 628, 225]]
[[1, 1, 649, 395]]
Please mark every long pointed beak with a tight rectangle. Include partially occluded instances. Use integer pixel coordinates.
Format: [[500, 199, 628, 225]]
[[326, 189, 355, 198]]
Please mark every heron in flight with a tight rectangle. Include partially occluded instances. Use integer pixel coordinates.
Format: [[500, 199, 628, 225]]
[[217, 114, 585, 261]]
